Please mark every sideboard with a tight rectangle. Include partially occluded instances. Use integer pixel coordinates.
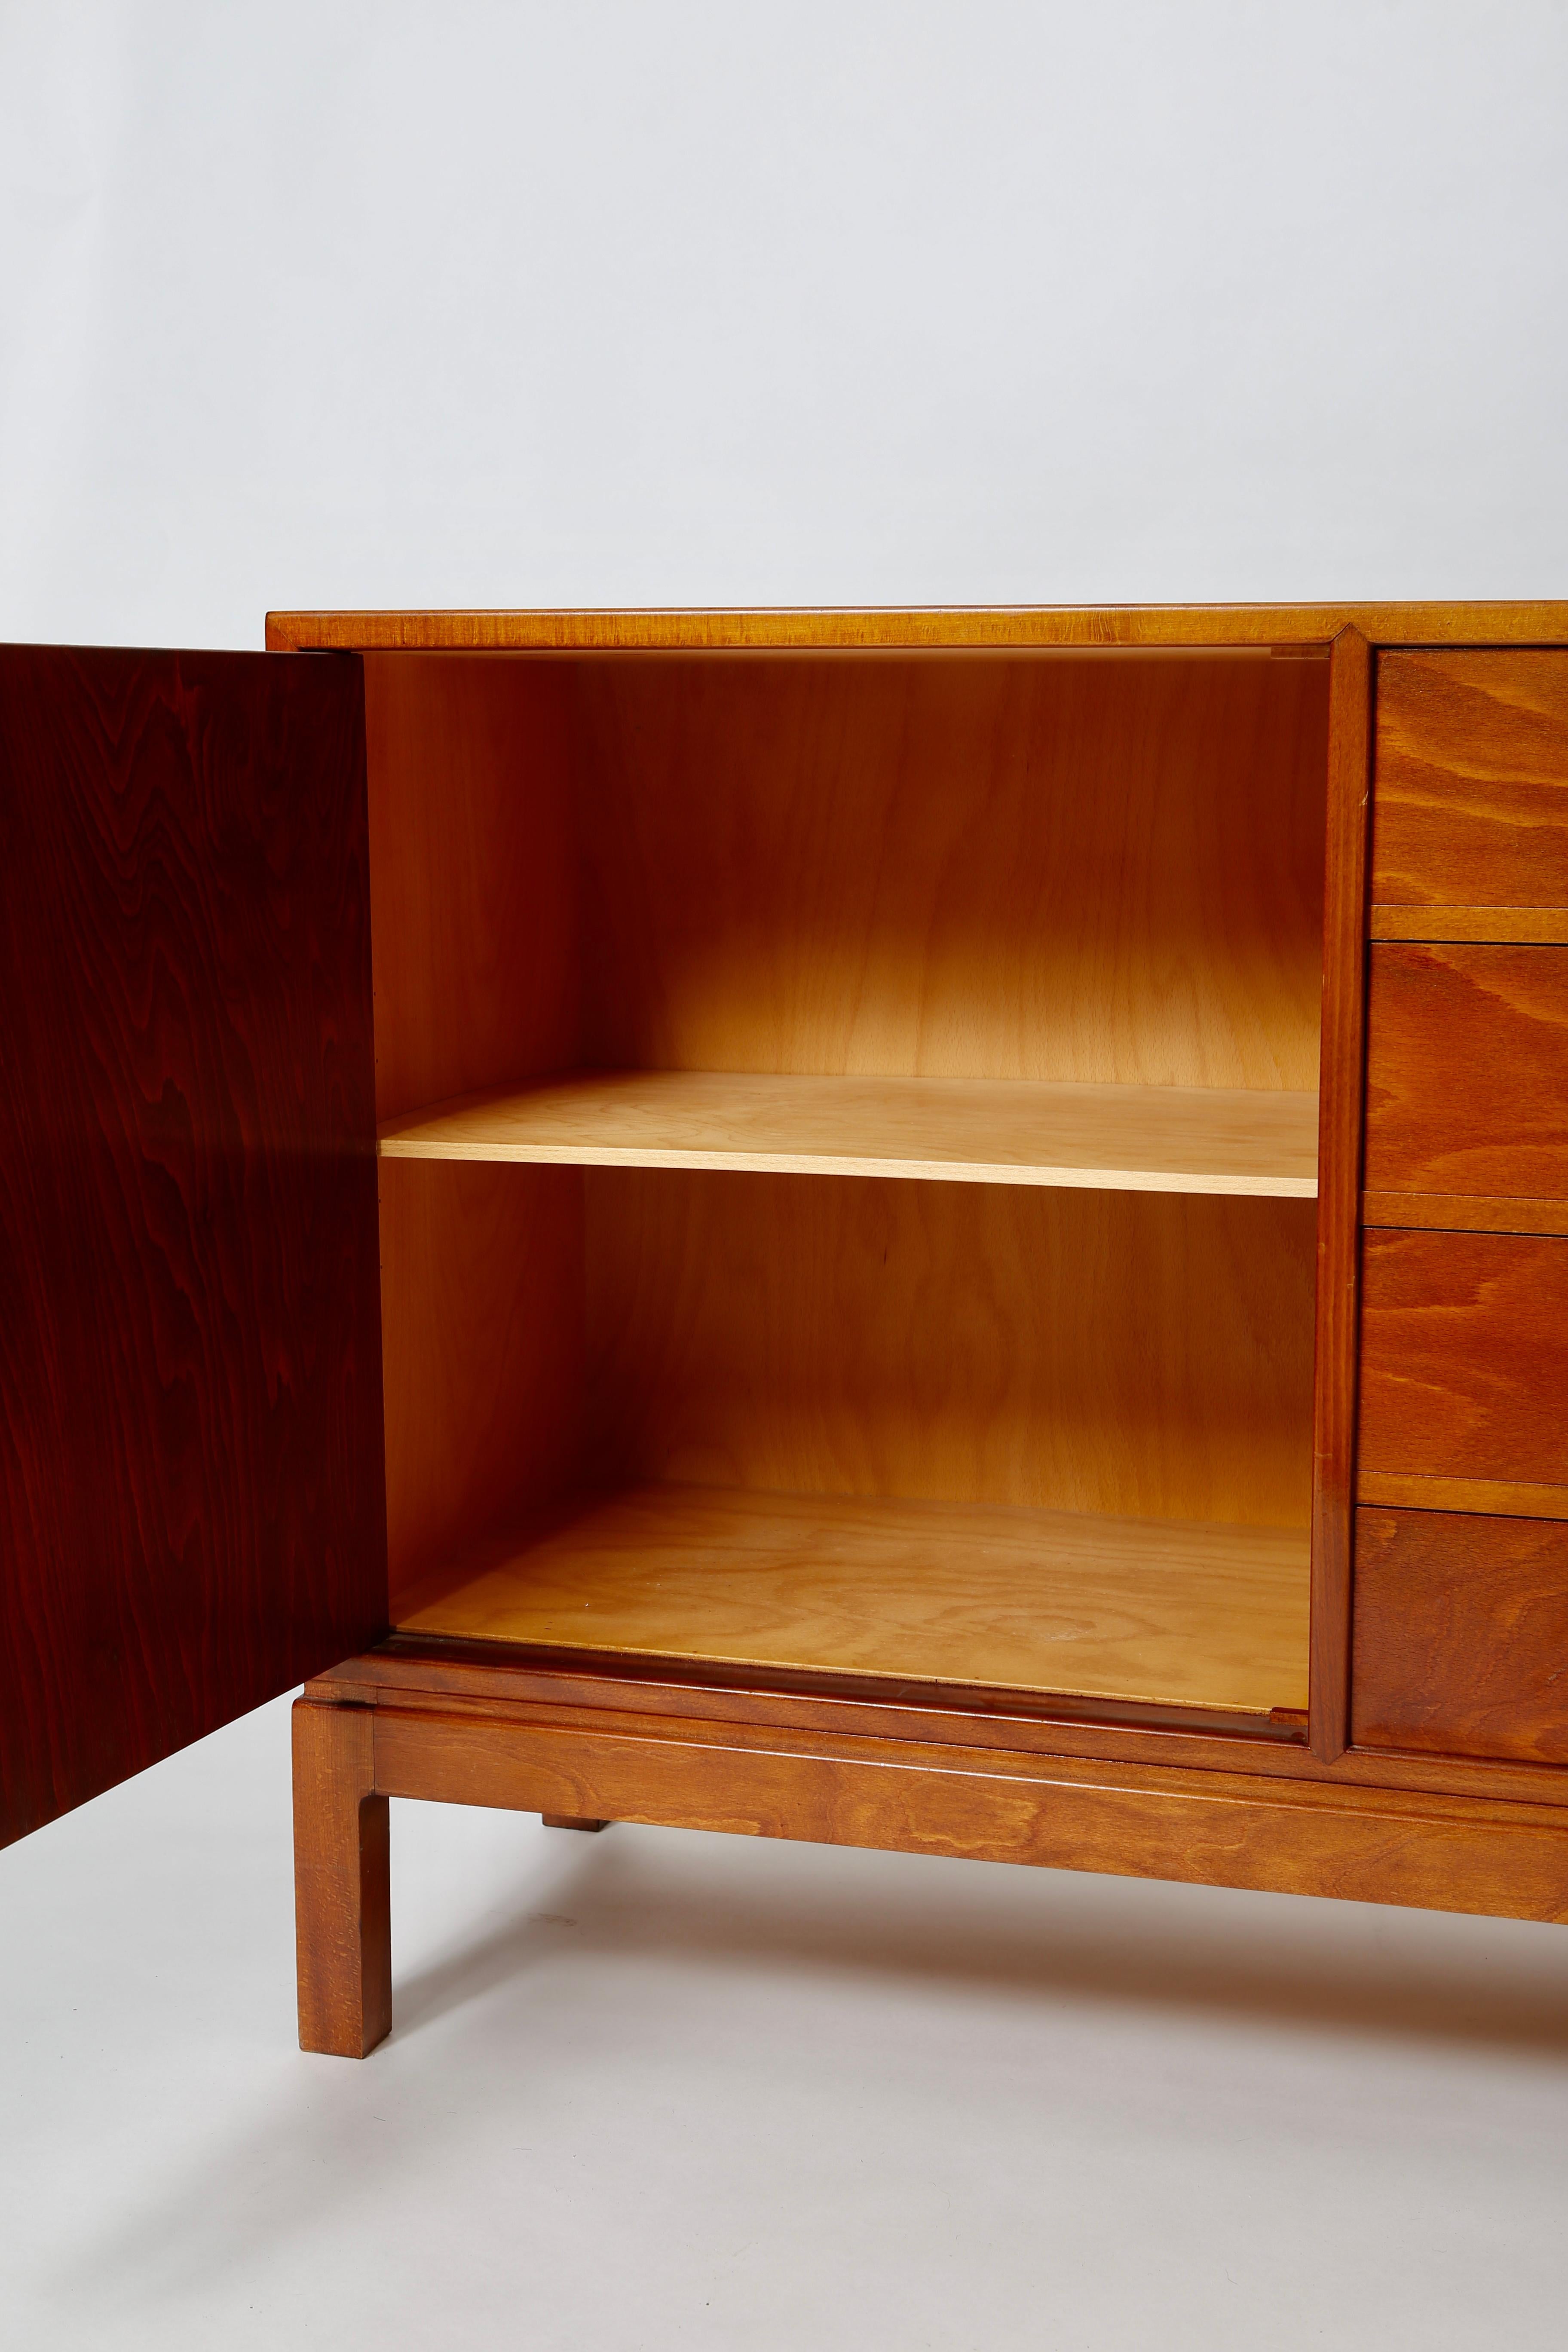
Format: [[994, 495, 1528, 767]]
[[3, 603, 1565, 2058]]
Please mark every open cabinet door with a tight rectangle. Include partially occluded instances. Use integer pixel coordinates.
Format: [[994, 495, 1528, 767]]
[[0, 645, 388, 1847]]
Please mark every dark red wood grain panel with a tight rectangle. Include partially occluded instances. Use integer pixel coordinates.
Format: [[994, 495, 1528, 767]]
[[1353, 1508, 1568, 1764], [0, 646, 387, 1846]]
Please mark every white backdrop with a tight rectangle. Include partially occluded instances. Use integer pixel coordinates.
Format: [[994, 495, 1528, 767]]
[[3, 0, 1567, 650], [4, 8, 1568, 2351]]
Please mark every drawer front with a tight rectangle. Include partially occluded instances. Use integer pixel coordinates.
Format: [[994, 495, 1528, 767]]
[[1373, 651, 1568, 907], [1353, 1508, 1568, 1762], [1364, 942, 1568, 1199], [1358, 1229, 1568, 1489]]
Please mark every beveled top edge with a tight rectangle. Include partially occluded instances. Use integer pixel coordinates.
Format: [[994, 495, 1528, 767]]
[[265, 601, 1568, 654]]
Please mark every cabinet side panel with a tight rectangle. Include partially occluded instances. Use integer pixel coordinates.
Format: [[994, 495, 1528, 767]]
[[380, 1158, 585, 1611], [363, 655, 587, 1605], [0, 646, 386, 1846], [363, 654, 579, 1121]]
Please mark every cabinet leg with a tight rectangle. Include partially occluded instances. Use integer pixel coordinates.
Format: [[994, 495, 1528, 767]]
[[292, 1698, 391, 2058], [542, 1813, 611, 1832]]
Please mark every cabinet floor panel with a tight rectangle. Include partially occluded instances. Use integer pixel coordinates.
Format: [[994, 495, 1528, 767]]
[[377, 1069, 1319, 1197], [393, 1484, 1310, 1715]]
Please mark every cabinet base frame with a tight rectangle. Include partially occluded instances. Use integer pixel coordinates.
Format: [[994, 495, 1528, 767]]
[[293, 1664, 1568, 2058]]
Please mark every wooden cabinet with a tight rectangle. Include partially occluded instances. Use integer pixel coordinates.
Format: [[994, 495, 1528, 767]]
[[7, 604, 1568, 2060]]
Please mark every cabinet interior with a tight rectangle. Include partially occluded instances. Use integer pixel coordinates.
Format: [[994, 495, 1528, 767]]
[[367, 647, 1329, 1722]]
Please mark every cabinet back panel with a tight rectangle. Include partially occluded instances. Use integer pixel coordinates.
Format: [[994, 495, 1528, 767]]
[[585, 1170, 1316, 1526], [572, 652, 1328, 1089], [364, 655, 578, 1123], [380, 1158, 585, 1611]]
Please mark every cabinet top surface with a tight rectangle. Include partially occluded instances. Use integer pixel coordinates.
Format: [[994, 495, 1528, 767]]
[[265, 602, 1568, 653]]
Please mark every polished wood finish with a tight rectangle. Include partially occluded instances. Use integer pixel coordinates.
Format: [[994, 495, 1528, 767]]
[[1353, 1509, 1568, 1764], [1363, 1193, 1568, 1236], [266, 603, 1568, 653], [573, 652, 1327, 1093], [362, 654, 575, 1123], [288, 1685, 1568, 1960], [368, 642, 1320, 1722], [397, 1482, 1310, 1716], [379, 1070, 1319, 1197], [584, 1173, 1316, 1528], [310, 1639, 1568, 1809], [236, 607, 1568, 2054], [1355, 1471, 1568, 1521], [380, 1159, 584, 1614], [1372, 651, 1568, 907], [1364, 943, 1568, 1200], [363, 653, 588, 1606], [1358, 1230, 1568, 1487], [292, 1700, 391, 2058], [0, 646, 386, 1849], [13, 606, 1568, 2055], [1369, 906, 1568, 943], [1308, 629, 1373, 1761]]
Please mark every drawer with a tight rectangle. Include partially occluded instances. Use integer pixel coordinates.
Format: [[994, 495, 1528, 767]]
[[1364, 942, 1568, 1199], [1358, 1229, 1568, 1494], [1353, 1508, 1568, 1763], [1373, 651, 1568, 908]]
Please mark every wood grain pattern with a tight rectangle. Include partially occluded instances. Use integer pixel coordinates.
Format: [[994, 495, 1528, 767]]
[[367, 1698, 1568, 1924], [1364, 943, 1568, 1199], [379, 1158, 584, 1613], [293, 1699, 391, 2058], [397, 1483, 1310, 1715], [364, 653, 588, 1606], [1373, 652, 1568, 907], [1353, 1508, 1568, 1764], [1310, 632, 1373, 1760], [266, 604, 1568, 653], [0, 646, 386, 1849], [379, 1069, 1320, 1196], [1358, 1230, 1568, 1486], [1369, 906, 1568, 943], [572, 652, 1328, 1091], [1355, 1472, 1568, 1520], [313, 1640, 1568, 1810], [1363, 1193, 1568, 1236], [363, 653, 576, 1124], [585, 1171, 1317, 1527]]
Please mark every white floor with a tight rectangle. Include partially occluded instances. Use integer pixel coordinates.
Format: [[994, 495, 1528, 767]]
[[3, 1696, 1566, 2352]]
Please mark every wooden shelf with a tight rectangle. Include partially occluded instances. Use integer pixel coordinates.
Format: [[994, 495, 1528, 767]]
[[378, 1071, 1319, 1197], [395, 1484, 1311, 1716]]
